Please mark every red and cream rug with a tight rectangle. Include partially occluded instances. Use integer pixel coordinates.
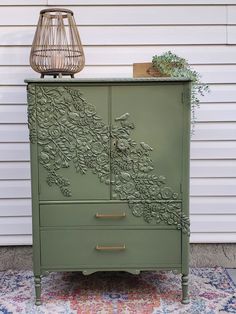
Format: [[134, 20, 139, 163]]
[[0, 267, 235, 313]]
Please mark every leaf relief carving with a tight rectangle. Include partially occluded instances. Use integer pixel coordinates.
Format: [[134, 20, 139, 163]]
[[27, 85, 190, 234], [29, 86, 110, 196], [111, 114, 190, 234]]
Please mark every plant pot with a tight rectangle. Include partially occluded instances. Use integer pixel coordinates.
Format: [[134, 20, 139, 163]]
[[133, 63, 169, 78]]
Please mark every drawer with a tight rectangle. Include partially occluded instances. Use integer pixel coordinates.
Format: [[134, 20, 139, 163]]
[[40, 202, 165, 227], [40, 229, 181, 269]]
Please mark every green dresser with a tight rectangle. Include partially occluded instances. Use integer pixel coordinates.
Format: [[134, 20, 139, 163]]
[[25, 78, 191, 305]]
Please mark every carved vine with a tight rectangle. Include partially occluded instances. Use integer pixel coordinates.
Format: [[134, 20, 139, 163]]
[[111, 113, 189, 234], [28, 85, 110, 197], [28, 85, 190, 234], [27, 85, 37, 143]]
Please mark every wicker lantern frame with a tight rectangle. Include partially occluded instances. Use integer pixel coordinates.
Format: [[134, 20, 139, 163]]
[[30, 8, 85, 78]]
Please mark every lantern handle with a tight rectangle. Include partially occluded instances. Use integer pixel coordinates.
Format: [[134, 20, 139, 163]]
[[40, 8, 74, 16]]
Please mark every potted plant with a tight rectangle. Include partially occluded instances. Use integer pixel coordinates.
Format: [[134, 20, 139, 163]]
[[151, 51, 209, 133]]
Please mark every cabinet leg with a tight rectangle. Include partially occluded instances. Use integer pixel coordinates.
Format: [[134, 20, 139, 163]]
[[181, 274, 190, 304], [34, 276, 42, 306]]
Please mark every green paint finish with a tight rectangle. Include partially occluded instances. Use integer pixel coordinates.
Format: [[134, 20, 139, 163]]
[[35, 85, 110, 200], [27, 78, 191, 304], [25, 77, 191, 84], [28, 83, 189, 233], [181, 82, 191, 304], [40, 202, 181, 227], [40, 229, 181, 269], [110, 85, 189, 232], [111, 84, 183, 195]]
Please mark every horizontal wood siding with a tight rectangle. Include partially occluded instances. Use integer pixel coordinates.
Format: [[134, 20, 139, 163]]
[[0, 1, 235, 244]]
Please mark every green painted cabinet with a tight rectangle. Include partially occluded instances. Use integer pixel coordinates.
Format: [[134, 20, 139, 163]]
[[26, 78, 191, 305]]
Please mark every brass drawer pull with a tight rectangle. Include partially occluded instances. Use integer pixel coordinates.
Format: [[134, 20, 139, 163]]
[[95, 244, 126, 251], [95, 213, 126, 219]]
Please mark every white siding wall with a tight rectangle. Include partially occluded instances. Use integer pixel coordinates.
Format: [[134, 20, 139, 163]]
[[0, 0, 235, 245]]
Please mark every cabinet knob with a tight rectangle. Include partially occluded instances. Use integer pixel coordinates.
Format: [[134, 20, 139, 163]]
[[112, 139, 117, 147]]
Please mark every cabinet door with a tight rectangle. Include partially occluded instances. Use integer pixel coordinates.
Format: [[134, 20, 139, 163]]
[[36, 85, 110, 200], [111, 84, 184, 201]]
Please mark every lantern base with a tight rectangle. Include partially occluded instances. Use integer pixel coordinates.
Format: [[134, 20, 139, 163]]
[[40, 73, 75, 79]]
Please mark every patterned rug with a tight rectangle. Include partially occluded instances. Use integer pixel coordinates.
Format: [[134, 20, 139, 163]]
[[0, 267, 235, 314]]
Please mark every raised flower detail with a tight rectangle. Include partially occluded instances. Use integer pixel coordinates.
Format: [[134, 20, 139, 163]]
[[116, 139, 130, 151], [149, 185, 160, 197], [85, 103, 96, 116], [97, 152, 109, 166], [120, 172, 131, 182], [48, 126, 61, 139], [40, 151, 50, 163], [132, 203, 144, 217], [91, 142, 104, 154], [68, 111, 80, 123], [38, 129, 49, 140], [27, 86, 190, 234], [123, 182, 136, 194], [138, 156, 153, 173], [161, 187, 173, 199], [76, 138, 90, 152]]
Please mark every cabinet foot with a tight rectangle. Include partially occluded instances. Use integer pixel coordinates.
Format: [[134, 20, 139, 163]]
[[127, 269, 140, 275], [181, 274, 190, 304], [34, 276, 42, 306]]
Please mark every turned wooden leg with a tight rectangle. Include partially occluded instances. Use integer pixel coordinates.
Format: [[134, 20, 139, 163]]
[[181, 274, 190, 304], [34, 276, 42, 306]]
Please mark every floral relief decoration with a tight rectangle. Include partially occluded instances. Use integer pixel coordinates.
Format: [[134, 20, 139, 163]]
[[27, 85, 190, 234]]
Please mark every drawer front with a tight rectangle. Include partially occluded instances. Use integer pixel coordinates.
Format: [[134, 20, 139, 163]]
[[40, 229, 181, 269], [40, 202, 169, 227]]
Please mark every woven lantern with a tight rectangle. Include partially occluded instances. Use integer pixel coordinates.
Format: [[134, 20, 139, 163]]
[[30, 8, 85, 78]]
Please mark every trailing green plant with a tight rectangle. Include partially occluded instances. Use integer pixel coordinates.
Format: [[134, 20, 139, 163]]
[[152, 51, 209, 134]]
